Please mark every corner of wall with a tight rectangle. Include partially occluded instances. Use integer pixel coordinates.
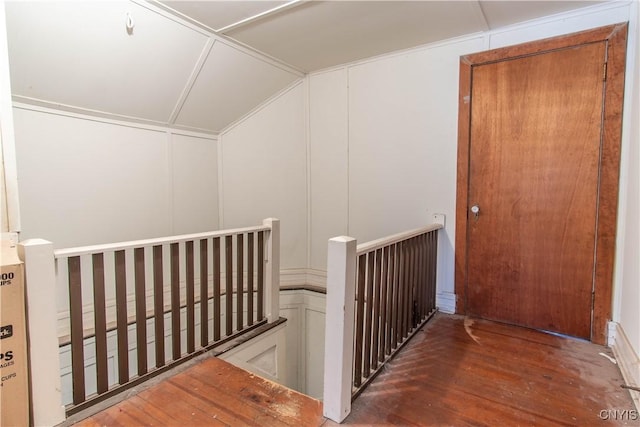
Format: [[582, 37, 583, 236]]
[[436, 292, 456, 314], [218, 321, 289, 387], [611, 322, 640, 411]]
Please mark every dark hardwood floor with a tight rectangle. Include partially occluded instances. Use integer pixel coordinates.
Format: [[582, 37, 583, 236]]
[[74, 314, 637, 426], [74, 357, 327, 427], [343, 314, 638, 426]]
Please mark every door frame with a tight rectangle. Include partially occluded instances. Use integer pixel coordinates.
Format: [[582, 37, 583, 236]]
[[454, 23, 628, 345]]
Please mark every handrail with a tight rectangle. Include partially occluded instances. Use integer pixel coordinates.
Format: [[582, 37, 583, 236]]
[[323, 221, 442, 423], [54, 224, 271, 258], [356, 223, 443, 255], [50, 218, 280, 414]]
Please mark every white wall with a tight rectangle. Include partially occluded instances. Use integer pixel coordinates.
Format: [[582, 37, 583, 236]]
[[619, 0, 640, 357], [10, 1, 634, 305], [309, 69, 348, 272], [13, 79, 307, 265], [13, 106, 219, 249], [279, 289, 326, 398], [614, 0, 640, 405], [308, 37, 485, 311], [0, 1, 19, 233], [307, 1, 635, 315], [220, 82, 307, 270], [171, 133, 219, 235], [218, 322, 288, 387]]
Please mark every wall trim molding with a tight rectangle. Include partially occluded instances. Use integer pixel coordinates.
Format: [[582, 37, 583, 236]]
[[610, 322, 640, 411], [168, 38, 216, 125], [280, 268, 309, 287], [436, 292, 456, 314], [280, 268, 327, 290], [281, 268, 455, 314], [306, 268, 328, 287], [12, 101, 218, 140]]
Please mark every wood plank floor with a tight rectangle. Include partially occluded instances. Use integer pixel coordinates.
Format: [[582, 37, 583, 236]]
[[74, 314, 637, 426], [343, 314, 638, 426], [74, 357, 329, 427]]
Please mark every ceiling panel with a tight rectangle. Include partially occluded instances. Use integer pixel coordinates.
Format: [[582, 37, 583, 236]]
[[160, 0, 287, 31], [479, 1, 606, 29], [6, 1, 208, 123], [175, 41, 300, 132], [5, 0, 611, 133], [224, 1, 488, 72]]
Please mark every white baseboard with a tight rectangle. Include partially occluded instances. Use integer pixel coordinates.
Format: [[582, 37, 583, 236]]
[[436, 292, 456, 314], [306, 269, 327, 288], [282, 269, 455, 314], [608, 320, 618, 346], [280, 268, 327, 288], [610, 322, 640, 411], [280, 268, 309, 287]]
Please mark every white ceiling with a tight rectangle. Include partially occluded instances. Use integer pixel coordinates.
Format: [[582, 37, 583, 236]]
[[225, 1, 486, 72], [5, 0, 606, 134], [163, 0, 605, 72], [161, 0, 288, 31], [5, 1, 301, 134], [174, 39, 301, 130], [7, 1, 209, 122]]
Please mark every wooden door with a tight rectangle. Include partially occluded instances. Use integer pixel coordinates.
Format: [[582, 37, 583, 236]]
[[455, 24, 628, 343]]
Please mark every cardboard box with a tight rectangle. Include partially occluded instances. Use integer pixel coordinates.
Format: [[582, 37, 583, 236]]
[[0, 240, 30, 427]]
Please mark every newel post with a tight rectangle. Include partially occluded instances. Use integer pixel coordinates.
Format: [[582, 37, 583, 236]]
[[323, 236, 357, 423], [18, 239, 66, 426], [263, 218, 280, 323]]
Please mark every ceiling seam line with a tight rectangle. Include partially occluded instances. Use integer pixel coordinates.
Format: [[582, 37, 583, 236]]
[[168, 39, 216, 126], [216, 0, 309, 33]]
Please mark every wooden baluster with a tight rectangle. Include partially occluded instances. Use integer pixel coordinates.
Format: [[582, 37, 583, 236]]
[[68, 256, 85, 404], [134, 248, 148, 375], [354, 254, 366, 387], [387, 244, 396, 354], [379, 246, 389, 362], [371, 249, 382, 370], [257, 231, 264, 321], [92, 253, 108, 394], [186, 241, 195, 354], [247, 233, 254, 326], [236, 234, 244, 331], [170, 243, 181, 360], [200, 239, 209, 347], [153, 246, 165, 368], [363, 252, 375, 378], [225, 236, 233, 335], [115, 250, 129, 383], [213, 238, 221, 341]]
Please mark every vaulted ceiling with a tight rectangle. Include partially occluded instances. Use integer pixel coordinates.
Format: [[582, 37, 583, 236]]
[[5, 0, 605, 134], [168, 0, 603, 72]]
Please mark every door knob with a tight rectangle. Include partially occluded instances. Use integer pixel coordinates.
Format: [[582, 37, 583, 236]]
[[471, 205, 480, 221]]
